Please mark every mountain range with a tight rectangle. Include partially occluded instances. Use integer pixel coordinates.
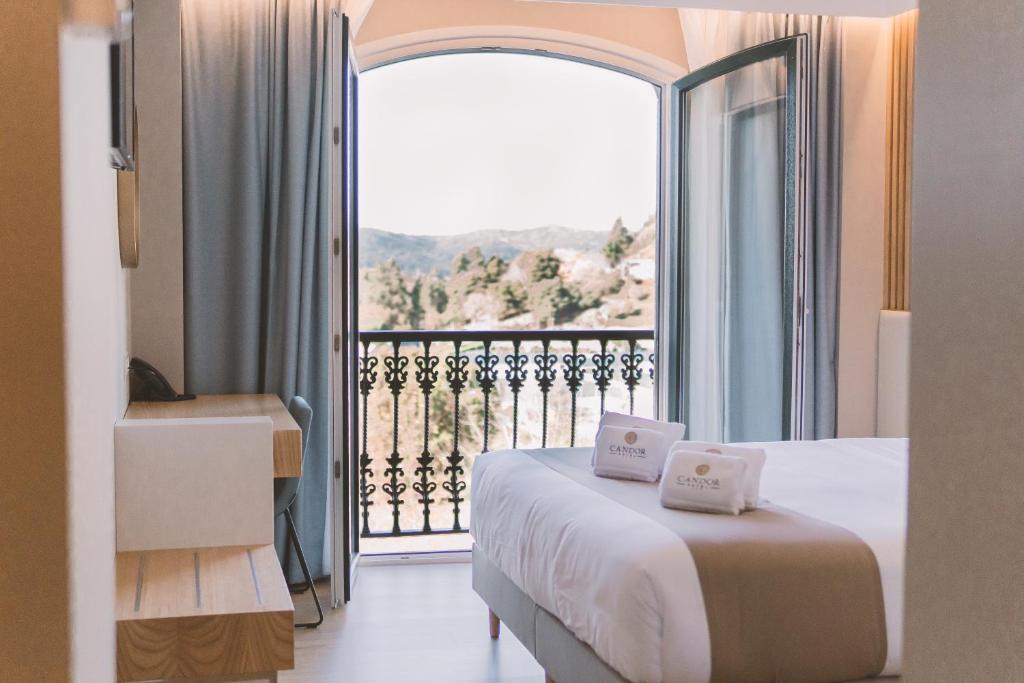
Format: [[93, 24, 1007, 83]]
[[359, 225, 610, 275]]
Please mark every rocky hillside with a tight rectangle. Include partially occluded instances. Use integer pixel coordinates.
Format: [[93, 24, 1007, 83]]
[[359, 225, 609, 276], [359, 216, 656, 331]]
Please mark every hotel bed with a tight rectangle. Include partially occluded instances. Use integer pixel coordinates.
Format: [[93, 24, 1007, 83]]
[[470, 438, 907, 683]]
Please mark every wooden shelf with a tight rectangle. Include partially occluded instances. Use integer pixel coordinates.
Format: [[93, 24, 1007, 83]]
[[126, 394, 302, 478], [115, 545, 294, 682]]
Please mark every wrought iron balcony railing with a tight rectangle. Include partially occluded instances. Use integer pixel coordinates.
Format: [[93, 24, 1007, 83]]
[[357, 329, 656, 539]]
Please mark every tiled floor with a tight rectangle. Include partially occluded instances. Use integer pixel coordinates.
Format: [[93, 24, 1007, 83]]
[[281, 562, 543, 682]]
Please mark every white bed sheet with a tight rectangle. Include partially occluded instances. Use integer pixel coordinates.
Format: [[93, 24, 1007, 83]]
[[470, 438, 908, 683]]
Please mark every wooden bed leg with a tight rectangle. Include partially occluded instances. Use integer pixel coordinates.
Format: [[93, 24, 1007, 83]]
[[545, 674, 555, 683], [489, 609, 500, 639]]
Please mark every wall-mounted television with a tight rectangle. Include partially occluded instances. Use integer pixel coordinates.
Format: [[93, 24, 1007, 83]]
[[110, 6, 135, 170]]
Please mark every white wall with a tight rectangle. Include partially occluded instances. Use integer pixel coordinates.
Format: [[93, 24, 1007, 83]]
[[60, 25, 130, 682], [131, 0, 185, 388], [904, 0, 1024, 679], [836, 17, 890, 436]]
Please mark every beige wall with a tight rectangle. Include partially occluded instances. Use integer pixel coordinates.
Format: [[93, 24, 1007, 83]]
[[0, 2, 73, 679], [836, 17, 891, 436], [904, 0, 1024, 679], [356, 0, 688, 73], [131, 0, 185, 388], [1, 3, 126, 680]]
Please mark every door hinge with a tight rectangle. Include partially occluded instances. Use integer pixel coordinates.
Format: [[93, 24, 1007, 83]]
[[333, 126, 340, 145], [334, 460, 342, 479], [333, 237, 340, 255], [334, 334, 341, 352]]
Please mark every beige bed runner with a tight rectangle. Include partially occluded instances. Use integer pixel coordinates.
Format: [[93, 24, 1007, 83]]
[[526, 449, 887, 683]]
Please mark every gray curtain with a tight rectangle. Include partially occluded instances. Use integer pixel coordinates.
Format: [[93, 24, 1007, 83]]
[[801, 16, 843, 440], [181, 0, 332, 580]]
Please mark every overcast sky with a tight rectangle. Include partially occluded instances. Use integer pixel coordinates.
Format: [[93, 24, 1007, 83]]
[[358, 52, 658, 236]]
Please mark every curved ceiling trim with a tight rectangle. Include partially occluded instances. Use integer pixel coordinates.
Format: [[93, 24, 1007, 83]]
[[355, 25, 688, 85]]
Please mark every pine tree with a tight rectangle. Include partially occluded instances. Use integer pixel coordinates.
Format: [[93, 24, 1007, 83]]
[[602, 217, 634, 266], [429, 280, 448, 314], [407, 278, 425, 329], [499, 282, 528, 319], [530, 250, 561, 282], [368, 258, 410, 329]]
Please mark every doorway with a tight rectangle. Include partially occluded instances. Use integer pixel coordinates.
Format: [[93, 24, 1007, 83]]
[[347, 50, 662, 560], [331, 31, 811, 604]]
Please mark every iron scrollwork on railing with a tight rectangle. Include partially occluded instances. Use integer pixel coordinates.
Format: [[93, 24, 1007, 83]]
[[504, 341, 529, 448], [357, 340, 378, 537], [381, 341, 409, 535], [562, 340, 587, 447], [592, 339, 616, 415], [534, 341, 558, 448], [443, 341, 470, 531], [621, 339, 645, 416], [413, 343, 439, 533], [357, 328, 654, 539], [474, 341, 499, 454]]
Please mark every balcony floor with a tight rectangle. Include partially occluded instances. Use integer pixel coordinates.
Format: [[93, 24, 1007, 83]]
[[283, 562, 544, 682], [360, 532, 473, 555]]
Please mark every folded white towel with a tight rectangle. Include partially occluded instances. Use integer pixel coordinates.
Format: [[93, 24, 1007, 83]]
[[592, 425, 665, 482], [598, 412, 686, 476], [659, 450, 748, 515], [669, 441, 766, 510]]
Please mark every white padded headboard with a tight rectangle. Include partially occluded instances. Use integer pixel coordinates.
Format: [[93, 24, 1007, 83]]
[[876, 310, 911, 437]]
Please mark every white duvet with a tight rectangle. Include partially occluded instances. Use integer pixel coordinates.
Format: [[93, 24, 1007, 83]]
[[470, 438, 908, 683]]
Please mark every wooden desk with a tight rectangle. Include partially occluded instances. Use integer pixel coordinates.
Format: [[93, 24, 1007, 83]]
[[115, 544, 294, 682], [126, 394, 302, 478]]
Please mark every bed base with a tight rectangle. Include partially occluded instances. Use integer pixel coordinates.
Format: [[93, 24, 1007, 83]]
[[472, 545, 900, 683], [472, 546, 627, 683]]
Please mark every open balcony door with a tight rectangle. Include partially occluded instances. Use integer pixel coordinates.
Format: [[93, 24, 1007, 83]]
[[330, 12, 361, 605], [666, 36, 809, 443]]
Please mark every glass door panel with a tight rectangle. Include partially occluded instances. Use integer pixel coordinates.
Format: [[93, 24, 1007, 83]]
[[670, 37, 807, 443]]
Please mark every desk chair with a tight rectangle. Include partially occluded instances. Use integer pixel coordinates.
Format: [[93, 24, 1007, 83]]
[[277, 396, 324, 628]]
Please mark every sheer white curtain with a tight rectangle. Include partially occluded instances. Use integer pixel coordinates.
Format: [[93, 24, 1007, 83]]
[[683, 70, 726, 441]]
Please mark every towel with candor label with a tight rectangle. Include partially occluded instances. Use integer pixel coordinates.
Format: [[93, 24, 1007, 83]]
[[659, 449, 748, 515], [669, 441, 767, 510], [597, 411, 686, 476], [592, 425, 664, 482]]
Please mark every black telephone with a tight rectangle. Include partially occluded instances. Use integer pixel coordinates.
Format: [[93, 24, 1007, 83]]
[[129, 357, 195, 402]]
